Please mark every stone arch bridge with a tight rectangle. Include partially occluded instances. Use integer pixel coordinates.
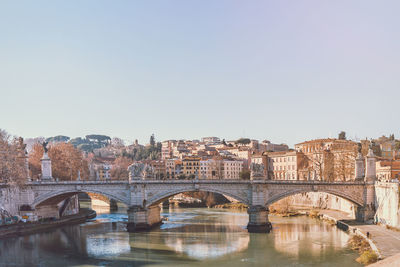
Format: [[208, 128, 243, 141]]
[[20, 179, 375, 233]]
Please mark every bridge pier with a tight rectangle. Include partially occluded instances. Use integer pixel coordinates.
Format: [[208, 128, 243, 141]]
[[355, 204, 375, 222], [35, 205, 60, 220], [127, 205, 162, 232], [247, 205, 272, 233]]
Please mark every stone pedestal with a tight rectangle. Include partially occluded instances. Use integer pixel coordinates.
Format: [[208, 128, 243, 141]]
[[355, 153, 364, 181], [355, 205, 375, 222], [365, 149, 376, 182], [247, 205, 272, 233], [127, 205, 162, 232], [41, 152, 53, 181]]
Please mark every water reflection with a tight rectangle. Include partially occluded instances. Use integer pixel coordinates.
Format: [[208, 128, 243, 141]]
[[272, 216, 350, 257], [0, 207, 361, 266]]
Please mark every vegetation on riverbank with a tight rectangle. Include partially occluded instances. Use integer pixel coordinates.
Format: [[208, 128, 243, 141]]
[[384, 224, 400, 232], [269, 207, 301, 217], [348, 235, 378, 265], [214, 203, 248, 210]]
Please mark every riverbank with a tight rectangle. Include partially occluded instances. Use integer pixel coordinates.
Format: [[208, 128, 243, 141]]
[[314, 209, 400, 265], [0, 209, 96, 239], [369, 253, 400, 266]]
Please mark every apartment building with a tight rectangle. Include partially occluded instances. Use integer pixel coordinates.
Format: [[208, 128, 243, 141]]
[[182, 157, 201, 178], [165, 158, 183, 179], [161, 140, 176, 160], [201, 137, 221, 144], [149, 160, 166, 179], [200, 159, 221, 179], [90, 157, 115, 180], [265, 151, 300, 180], [200, 158, 242, 179], [376, 160, 400, 181], [223, 160, 243, 179], [380, 141, 398, 159]]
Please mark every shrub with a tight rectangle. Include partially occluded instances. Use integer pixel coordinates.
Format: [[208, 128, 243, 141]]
[[356, 250, 378, 265]]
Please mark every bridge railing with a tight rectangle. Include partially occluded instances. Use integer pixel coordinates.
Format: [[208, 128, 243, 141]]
[[21, 177, 366, 185]]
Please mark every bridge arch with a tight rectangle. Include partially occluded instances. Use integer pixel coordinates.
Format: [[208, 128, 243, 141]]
[[32, 189, 131, 208], [146, 188, 250, 207], [265, 188, 364, 207]]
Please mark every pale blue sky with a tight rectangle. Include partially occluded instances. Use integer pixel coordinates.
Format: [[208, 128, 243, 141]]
[[1, 1, 399, 146]]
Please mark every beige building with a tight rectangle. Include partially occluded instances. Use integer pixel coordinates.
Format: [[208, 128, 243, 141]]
[[265, 151, 300, 180], [89, 157, 115, 180], [200, 158, 242, 179], [258, 140, 289, 153], [182, 157, 201, 178], [223, 160, 243, 179], [294, 139, 357, 181]]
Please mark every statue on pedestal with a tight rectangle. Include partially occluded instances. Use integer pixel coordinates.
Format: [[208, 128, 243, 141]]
[[128, 163, 156, 180], [42, 141, 49, 153], [250, 163, 265, 179], [128, 163, 145, 180], [143, 164, 155, 179]]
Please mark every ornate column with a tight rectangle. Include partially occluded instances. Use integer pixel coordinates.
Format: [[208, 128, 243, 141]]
[[247, 205, 272, 233], [127, 205, 162, 232]]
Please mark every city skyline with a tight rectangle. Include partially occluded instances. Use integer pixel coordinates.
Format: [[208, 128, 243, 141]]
[[1, 1, 400, 147]]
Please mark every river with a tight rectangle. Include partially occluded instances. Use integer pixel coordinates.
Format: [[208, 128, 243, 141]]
[[0, 205, 361, 266]]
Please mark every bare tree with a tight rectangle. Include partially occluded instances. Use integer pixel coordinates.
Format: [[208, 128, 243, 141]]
[[334, 151, 356, 181], [0, 129, 27, 186], [29, 142, 89, 181]]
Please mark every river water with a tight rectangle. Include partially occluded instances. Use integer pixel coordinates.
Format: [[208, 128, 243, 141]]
[[0, 206, 361, 267]]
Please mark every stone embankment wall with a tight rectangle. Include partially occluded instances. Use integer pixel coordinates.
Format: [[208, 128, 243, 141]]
[[270, 192, 355, 216], [374, 181, 400, 228], [0, 187, 23, 215], [0, 186, 80, 221]]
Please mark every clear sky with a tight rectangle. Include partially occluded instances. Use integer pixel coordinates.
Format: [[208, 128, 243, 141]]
[[1, 1, 399, 146]]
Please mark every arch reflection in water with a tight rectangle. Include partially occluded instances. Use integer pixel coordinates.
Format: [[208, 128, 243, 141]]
[[128, 208, 250, 260]]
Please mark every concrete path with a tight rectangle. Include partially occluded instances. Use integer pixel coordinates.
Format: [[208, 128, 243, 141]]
[[318, 210, 400, 259], [369, 253, 400, 266], [319, 210, 400, 258]]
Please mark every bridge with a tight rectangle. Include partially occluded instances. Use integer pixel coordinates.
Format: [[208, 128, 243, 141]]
[[15, 178, 375, 233], [6, 149, 378, 233]]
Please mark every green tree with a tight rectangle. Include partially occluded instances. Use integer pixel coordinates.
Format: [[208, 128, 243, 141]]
[[85, 134, 111, 145], [150, 134, 155, 147], [239, 169, 251, 180], [338, 131, 346, 140], [46, 135, 70, 143], [235, 138, 251, 145]]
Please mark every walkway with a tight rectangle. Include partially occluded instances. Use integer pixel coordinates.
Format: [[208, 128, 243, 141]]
[[318, 210, 400, 259], [369, 254, 400, 266]]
